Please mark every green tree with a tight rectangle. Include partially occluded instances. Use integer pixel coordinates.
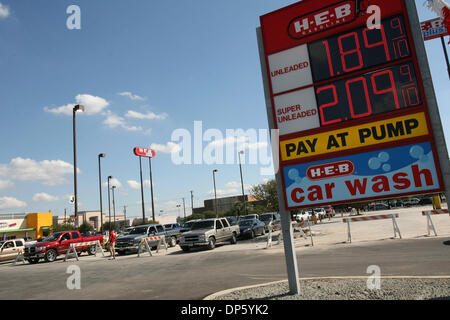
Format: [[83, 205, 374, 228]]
[[53, 223, 76, 232], [78, 221, 94, 234], [250, 179, 279, 212]]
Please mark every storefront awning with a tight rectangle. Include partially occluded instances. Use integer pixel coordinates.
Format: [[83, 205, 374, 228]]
[[0, 228, 35, 233]]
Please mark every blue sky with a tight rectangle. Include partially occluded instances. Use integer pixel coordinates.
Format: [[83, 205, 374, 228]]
[[0, 0, 448, 220]]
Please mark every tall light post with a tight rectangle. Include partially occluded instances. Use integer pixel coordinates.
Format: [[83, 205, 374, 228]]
[[238, 150, 247, 216], [107, 175, 113, 231], [112, 185, 117, 230], [190, 190, 194, 216], [213, 169, 218, 218], [182, 197, 186, 221], [98, 153, 106, 232], [139, 156, 146, 223], [176, 204, 181, 218], [72, 104, 84, 227]]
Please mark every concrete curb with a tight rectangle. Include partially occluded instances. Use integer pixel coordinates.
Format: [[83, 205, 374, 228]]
[[203, 275, 450, 300]]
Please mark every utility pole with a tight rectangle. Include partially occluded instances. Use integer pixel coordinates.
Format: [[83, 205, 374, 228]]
[[190, 190, 194, 215], [123, 205, 127, 227], [182, 197, 186, 220]]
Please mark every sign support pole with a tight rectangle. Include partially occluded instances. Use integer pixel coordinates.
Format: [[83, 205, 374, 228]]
[[139, 156, 146, 223], [406, 1, 450, 205], [440, 36, 450, 79], [257, 27, 300, 295]]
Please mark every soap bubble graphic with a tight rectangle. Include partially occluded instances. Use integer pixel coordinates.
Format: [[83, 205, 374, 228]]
[[368, 151, 391, 172], [288, 168, 302, 184], [410, 145, 428, 162]]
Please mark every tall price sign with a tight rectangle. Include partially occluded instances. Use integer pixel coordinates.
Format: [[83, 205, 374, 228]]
[[258, 0, 449, 210]]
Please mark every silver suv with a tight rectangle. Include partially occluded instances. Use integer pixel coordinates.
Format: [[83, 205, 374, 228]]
[[179, 218, 240, 252]]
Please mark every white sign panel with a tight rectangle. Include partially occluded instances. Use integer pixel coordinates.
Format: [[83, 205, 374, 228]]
[[274, 87, 320, 135], [268, 44, 313, 94]]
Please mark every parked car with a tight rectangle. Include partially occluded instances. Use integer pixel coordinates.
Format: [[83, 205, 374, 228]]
[[115, 224, 180, 255], [419, 197, 433, 205], [370, 203, 390, 211], [23, 231, 103, 264], [180, 220, 201, 233], [0, 239, 25, 262], [402, 198, 420, 207], [164, 223, 181, 231], [238, 218, 266, 239], [259, 212, 281, 232], [240, 214, 259, 221], [225, 216, 239, 226], [179, 218, 240, 252]]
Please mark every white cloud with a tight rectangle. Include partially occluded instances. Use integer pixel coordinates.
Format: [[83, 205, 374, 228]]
[[0, 197, 26, 210], [102, 177, 122, 188], [118, 92, 145, 101], [103, 111, 143, 132], [44, 94, 109, 116], [208, 181, 251, 197], [0, 157, 79, 186], [0, 3, 10, 19], [127, 179, 151, 190], [32, 193, 59, 202], [0, 180, 14, 190], [125, 110, 168, 120], [208, 136, 248, 148], [151, 142, 182, 154], [127, 180, 141, 190]]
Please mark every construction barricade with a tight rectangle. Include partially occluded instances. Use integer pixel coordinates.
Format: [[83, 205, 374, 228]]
[[64, 240, 104, 262], [266, 220, 314, 248], [14, 248, 25, 265], [137, 235, 167, 257], [422, 209, 449, 236], [343, 214, 401, 243]]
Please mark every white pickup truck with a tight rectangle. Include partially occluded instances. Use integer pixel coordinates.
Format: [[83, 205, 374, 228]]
[[179, 218, 240, 252]]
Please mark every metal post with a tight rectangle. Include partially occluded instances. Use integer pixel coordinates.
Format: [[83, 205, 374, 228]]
[[107, 176, 112, 231], [182, 197, 186, 220], [98, 154, 105, 233], [112, 186, 116, 229], [73, 109, 78, 227], [307, 218, 314, 246], [123, 206, 127, 227], [213, 169, 218, 218], [257, 27, 300, 295], [148, 157, 156, 222], [139, 156, 146, 223], [405, 1, 450, 206], [190, 190, 194, 216], [347, 220, 352, 243], [441, 36, 450, 79], [238, 151, 247, 217]]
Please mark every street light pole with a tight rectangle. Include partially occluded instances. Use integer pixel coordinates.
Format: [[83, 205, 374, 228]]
[[98, 153, 106, 233], [213, 169, 218, 218], [107, 175, 113, 231], [148, 157, 155, 222], [112, 185, 116, 230], [238, 151, 247, 216], [72, 104, 84, 227], [182, 197, 186, 220], [176, 205, 181, 218], [190, 190, 194, 216]]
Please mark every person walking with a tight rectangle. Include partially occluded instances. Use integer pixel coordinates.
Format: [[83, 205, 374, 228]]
[[108, 229, 117, 260]]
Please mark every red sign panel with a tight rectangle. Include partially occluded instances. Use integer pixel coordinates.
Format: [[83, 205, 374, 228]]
[[133, 147, 155, 158], [259, 0, 445, 210], [421, 17, 449, 41]]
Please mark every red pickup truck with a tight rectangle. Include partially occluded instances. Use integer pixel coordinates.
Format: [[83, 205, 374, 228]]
[[24, 230, 103, 264]]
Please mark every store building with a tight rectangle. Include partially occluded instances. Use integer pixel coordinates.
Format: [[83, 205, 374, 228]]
[[0, 212, 53, 241]]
